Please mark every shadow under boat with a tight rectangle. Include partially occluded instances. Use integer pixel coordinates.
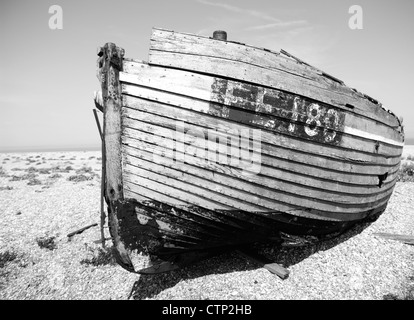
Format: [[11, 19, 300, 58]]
[[127, 216, 376, 300]]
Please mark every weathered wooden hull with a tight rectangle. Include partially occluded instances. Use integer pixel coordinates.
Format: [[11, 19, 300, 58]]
[[96, 28, 404, 273]]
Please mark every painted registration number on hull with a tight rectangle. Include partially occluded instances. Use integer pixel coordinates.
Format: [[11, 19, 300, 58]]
[[210, 79, 346, 145]]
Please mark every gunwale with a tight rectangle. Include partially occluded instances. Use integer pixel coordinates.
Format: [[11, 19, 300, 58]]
[[148, 28, 402, 130]]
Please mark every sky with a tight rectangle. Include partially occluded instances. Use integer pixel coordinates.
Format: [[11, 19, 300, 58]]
[[1, 0, 413, 151]]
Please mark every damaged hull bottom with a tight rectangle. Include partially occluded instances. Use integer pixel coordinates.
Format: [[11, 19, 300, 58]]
[[108, 198, 387, 274]]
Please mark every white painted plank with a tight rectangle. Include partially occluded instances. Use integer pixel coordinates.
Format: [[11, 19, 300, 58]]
[[148, 48, 399, 129], [120, 61, 404, 147], [122, 94, 401, 166]]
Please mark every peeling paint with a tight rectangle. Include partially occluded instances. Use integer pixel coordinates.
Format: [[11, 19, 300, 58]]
[[156, 219, 177, 233], [209, 78, 345, 145], [136, 212, 151, 225]]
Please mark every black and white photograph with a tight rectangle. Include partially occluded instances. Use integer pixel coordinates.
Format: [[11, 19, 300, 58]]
[[1, 0, 413, 306]]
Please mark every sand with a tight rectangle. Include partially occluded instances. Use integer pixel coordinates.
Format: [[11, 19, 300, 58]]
[[402, 144, 414, 163], [0, 150, 413, 300]]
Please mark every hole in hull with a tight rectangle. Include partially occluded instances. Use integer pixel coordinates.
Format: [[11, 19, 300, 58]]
[[378, 172, 388, 188]]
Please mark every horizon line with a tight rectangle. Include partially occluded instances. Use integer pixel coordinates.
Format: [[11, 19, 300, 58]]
[[0, 145, 101, 153], [2, 136, 414, 153]]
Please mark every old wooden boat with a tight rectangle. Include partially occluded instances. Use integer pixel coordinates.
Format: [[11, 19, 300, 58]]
[[94, 28, 404, 274]]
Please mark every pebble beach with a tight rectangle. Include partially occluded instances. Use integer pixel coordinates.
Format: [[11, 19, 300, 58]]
[[0, 149, 413, 300]]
